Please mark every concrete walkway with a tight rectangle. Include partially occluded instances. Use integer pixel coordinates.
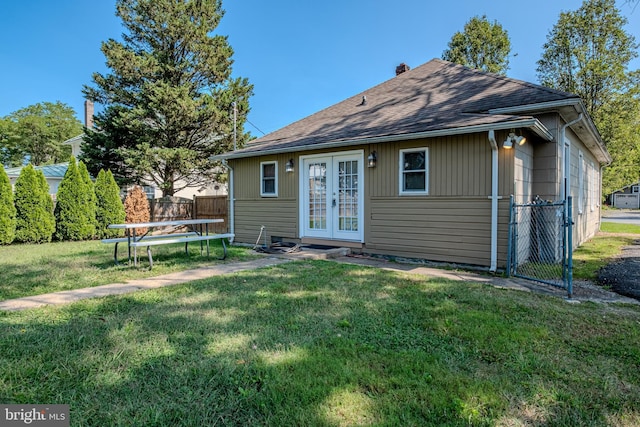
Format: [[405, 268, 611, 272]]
[[1, 249, 638, 312], [0, 257, 291, 312]]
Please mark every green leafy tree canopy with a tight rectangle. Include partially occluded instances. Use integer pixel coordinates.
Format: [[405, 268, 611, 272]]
[[442, 15, 511, 75], [83, 0, 253, 196], [536, 0, 638, 117], [6, 102, 82, 166], [536, 0, 640, 196]]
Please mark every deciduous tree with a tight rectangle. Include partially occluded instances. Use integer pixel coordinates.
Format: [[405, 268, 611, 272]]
[[536, 0, 640, 196], [7, 102, 82, 165], [442, 15, 511, 75], [83, 0, 253, 196]]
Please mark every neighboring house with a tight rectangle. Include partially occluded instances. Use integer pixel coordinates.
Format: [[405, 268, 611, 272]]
[[63, 101, 228, 200], [6, 163, 69, 200], [606, 182, 640, 209], [215, 59, 611, 271]]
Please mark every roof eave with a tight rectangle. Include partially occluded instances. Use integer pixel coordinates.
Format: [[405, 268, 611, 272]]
[[212, 118, 552, 160], [490, 99, 611, 164]]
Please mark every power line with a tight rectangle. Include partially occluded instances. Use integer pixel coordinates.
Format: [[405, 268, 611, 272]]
[[246, 119, 266, 136]]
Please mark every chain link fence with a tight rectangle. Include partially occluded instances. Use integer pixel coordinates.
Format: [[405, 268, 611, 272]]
[[507, 196, 573, 297]]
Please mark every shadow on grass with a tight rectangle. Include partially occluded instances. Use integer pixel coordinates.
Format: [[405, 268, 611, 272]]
[[0, 241, 252, 301], [1, 261, 640, 425]]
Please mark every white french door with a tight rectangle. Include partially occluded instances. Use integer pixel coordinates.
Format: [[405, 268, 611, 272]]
[[301, 152, 364, 242]]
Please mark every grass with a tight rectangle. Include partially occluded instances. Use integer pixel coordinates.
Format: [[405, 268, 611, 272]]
[[0, 240, 255, 301], [572, 222, 640, 280], [1, 260, 639, 426]]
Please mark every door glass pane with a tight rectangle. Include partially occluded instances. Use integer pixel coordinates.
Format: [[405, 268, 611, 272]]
[[337, 160, 358, 232], [308, 162, 327, 230]]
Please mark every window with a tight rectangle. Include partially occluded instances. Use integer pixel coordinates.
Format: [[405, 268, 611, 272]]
[[633, 186, 639, 194], [399, 148, 428, 195], [590, 161, 597, 212], [578, 151, 584, 214], [260, 161, 278, 197]]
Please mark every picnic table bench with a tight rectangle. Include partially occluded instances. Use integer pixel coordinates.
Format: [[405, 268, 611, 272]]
[[103, 219, 232, 269]]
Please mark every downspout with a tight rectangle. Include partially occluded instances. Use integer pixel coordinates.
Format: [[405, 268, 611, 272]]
[[488, 130, 499, 273], [221, 159, 235, 241]]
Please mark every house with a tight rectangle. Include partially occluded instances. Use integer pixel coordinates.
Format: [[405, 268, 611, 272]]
[[215, 59, 611, 271], [606, 182, 640, 209], [5, 163, 69, 200], [64, 101, 228, 199]]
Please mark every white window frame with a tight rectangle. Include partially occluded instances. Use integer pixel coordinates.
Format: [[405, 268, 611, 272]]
[[399, 147, 429, 195], [260, 161, 278, 197], [589, 161, 596, 212], [578, 151, 584, 214], [633, 185, 639, 194]]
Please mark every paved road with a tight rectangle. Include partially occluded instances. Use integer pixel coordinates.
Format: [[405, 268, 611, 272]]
[[601, 209, 640, 226]]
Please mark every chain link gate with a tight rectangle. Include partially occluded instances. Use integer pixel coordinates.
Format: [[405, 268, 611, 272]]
[[507, 196, 573, 298]]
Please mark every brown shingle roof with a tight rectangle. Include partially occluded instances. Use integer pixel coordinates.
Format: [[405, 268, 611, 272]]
[[226, 59, 581, 157]]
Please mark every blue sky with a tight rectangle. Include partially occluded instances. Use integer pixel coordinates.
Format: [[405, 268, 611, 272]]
[[1, 0, 638, 136]]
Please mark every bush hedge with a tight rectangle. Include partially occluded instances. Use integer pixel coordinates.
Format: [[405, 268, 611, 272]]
[[14, 164, 55, 243], [0, 164, 16, 244]]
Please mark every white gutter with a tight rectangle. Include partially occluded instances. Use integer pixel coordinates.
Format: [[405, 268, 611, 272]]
[[488, 98, 582, 115], [214, 118, 552, 160], [220, 159, 235, 241], [487, 130, 499, 272]]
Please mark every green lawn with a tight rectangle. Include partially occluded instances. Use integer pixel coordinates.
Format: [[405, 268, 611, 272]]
[[0, 240, 254, 301], [1, 260, 640, 426], [1, 229, 639, 425]]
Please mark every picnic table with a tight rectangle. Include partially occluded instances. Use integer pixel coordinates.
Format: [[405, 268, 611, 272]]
[[104, 219, 233, 268]]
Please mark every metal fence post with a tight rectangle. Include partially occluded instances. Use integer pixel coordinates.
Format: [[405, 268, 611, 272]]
[[506, 195, 514, 277]]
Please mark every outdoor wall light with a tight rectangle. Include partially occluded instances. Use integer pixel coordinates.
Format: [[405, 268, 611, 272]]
[[503, 131, 527, 149], [285, 159, 294, 173], [367, 151, 377, 168], [503, 134, 513, 149]]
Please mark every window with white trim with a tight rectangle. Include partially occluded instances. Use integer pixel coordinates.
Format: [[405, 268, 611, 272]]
[[578, 151, 584, 214], [399, 148, 428, 195], [260, 161, 278, 197], [633, 185, 639, 194], [589, 161, 596, 212]]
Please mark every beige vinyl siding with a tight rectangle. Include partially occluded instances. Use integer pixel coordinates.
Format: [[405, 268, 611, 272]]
[[365, 197, 510, 266], [365, 134, 513, 267], [514, 139, 534, 204], [231, 155, 298, 244], [232, 132, 515, 267], [234, 199, 298, 244], [368, 134, 513, 198]]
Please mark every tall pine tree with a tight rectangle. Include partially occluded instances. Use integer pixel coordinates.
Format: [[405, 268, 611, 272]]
[[83, 0, 253, 196]]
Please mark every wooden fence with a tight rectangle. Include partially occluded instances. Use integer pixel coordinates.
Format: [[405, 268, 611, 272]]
[[149, 195, 228, 233]]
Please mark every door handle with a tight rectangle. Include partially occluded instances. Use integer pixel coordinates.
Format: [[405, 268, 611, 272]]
[[332, 199, 336, 207]]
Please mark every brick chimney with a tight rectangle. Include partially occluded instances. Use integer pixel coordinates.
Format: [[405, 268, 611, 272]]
[[395, 63, 410, 76], [84, 100, 94, 129]]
